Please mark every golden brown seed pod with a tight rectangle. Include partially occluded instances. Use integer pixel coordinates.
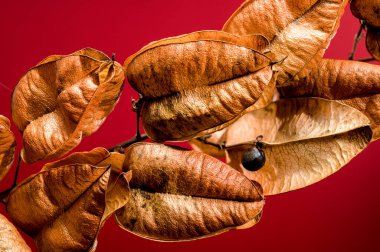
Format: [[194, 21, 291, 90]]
[[125, 31, 276, 142], [223, 0, 349, 85], [351, 0, 380, 28], [279, 59, 380, 140], [224, 98, 372, 195], [116, 142, 264, 241], [11, 48, 125, 163], [6, 148, 130, 252]]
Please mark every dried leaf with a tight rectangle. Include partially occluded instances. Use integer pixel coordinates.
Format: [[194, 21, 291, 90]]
[[223, 0, 348, 85], [224, 98, 371, 195], [124, 30, 276, 141], [279, 59, 380, 140], [0, 116, 16, 181], [11, 48, 125, 163], [0, 214, 31, 252], [6, 148, 130, 252], [351, 0, 380, 28], [366, 26, 380, 61], [115, 143, 264, 241]]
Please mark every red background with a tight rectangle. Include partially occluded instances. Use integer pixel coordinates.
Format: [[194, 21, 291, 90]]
[[1, 1, 380, 251]]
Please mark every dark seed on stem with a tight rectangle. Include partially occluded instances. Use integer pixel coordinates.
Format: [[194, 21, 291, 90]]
[[241, 146, 266, 171]]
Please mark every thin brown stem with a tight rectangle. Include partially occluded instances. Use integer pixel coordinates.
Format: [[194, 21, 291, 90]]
[[349, 21, 366, 60], [271, 55, 288, 65], [12, 153, 21, 188], [108, 94, 147, 153], [132, 93, 144, 139], [195, 135, 226, 150], [358, 57, 376, 62], [108, 134, 148, 152]]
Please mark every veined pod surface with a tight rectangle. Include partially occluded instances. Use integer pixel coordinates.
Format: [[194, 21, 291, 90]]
[[6, 147, 131, 252], [224, 98, 371, 195], [11, 48, 125, 163], [223, 0, 348, 85], [125, 31, 276, 141], [351, 0, 380, 28], [0, 214, 31, 252], [115, 142, 264, 241], [279, 59, 380, 140]]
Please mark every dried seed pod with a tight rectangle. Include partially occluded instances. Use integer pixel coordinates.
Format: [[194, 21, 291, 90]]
[[115, 142, 264, 241], [125, 30, 276, 142], [11, 48, 125, 163], [0, 214, 31, 252], [279, 59, 380, 140], [0, 115, 16, 181], [224, 98, 371, 195], [132, 30, 271, 64], [6, 148, 130, 252], [223, 0, 348, 85], [366, 26, 380, 61], [351, 0, 380, 28]]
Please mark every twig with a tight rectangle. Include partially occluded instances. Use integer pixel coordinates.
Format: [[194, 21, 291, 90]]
[[108, 94, 147, 152], [132, 94, 144, 139], [358, 57, 375, 62], [108, 134, 149, 152], [271, 55, 288, 65], [11, 153, 21, 188], [196, 135, 226, 150], [349, 20, 366, 60]]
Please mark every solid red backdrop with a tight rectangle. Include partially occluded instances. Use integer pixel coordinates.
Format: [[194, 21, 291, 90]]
[[1, 1, 380, 251]]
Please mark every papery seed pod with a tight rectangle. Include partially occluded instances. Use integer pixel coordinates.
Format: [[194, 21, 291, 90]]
[[224, 98, 371, 195], [115, 142, 264, 241], [11, 48, 125, 163], [6, 147, 130, 252], [223, 0, 348, 85], [279, 59, 380, 140], [125, 31, 276, 142], [351, 0, 380, 28]]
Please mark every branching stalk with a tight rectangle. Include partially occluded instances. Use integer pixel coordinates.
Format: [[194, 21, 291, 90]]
[[196, 135, 226, 150], [358, 57, 375, 62], [108, 94, 148, 152], [349, 20, 366, 60], [108, 134, 149, 152]]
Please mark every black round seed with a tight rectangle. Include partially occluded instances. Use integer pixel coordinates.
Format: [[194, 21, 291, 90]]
[[241, 146, 266, 171]]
